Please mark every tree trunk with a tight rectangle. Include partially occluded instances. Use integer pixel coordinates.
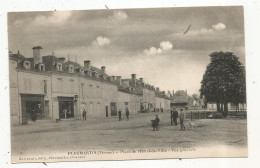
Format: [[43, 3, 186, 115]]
[[221, 103, 224, 113], [224, 103, 228, 118], [217, 102, 220, 112]]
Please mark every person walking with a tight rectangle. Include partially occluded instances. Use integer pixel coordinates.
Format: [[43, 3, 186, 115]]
[[173, 108, 178, 126], [126, 109, 129, 120], [170, 110, 174, 125], [179, 108, 186, 131], [82, 109, 87, 120], [118, 109, 122, 121]]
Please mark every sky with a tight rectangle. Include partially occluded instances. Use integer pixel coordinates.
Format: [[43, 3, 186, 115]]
[[8, 6, 245, 95]]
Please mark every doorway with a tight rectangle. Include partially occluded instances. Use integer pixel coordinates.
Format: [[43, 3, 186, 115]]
[[58, 98, 74, 119], [21, 94, 44, 123], [110, 102, 117, 116]]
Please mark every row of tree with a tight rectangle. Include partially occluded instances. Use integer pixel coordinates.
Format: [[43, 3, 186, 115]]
[[200, 51, 246, 116]]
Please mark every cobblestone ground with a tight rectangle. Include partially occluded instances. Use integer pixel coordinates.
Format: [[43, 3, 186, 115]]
[[11, 112, 247, 157]]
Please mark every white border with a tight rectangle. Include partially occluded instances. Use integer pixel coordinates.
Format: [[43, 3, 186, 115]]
[[1, 0, 260, 168]]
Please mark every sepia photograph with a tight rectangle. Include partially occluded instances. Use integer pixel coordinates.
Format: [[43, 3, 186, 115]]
[[8, 6, 247, 162]]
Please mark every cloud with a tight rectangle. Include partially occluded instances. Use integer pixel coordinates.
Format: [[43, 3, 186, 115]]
[[212, 23, 226, 30], [144, 47, 162, 55], [110, 11, 128, 21], [200, 28, 214, 33], [160, 41, 173, 51], [91, 36, 110, 46], [33, 11, 72, 25], [144, 41, 173, 55]]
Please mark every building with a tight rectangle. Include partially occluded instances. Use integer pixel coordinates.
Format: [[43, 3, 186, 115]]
[[207, 102, 247, 111], [170, 90, 189, 109], [9, 46, 171, 125]]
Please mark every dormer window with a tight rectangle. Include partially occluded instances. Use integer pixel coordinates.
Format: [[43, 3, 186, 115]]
[[39, 64, 45, 72], [84, 69, 91, 76], [80, 68, 84, 75], [23, 61, 30, 70], [69, 65, 74, 73], [56, 63, 62, 71], [100, 74, 106, 79], [92, 71, 98, 78]]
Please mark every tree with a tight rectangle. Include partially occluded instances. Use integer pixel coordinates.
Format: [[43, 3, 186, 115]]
[[200, 51, 246, 116]]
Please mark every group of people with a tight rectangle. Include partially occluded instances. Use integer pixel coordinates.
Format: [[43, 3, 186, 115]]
[[170, 107, 186, 131], [152, 107, 186, 131], [81, 108, 130, 121], [81, 107, 186, 131], [117, 109, 130, 121]]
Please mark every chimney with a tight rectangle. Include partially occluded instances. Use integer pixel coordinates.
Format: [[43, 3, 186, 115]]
[[32, 46, 43, 64], [131, 74, 136, 80], [131, 74, 136, 87], [116, 76, 122, 85], [139, 78, 143, 83], [84, 60, 91, 70], [101, 66, 106, 74], [172, 90, 175, 95]]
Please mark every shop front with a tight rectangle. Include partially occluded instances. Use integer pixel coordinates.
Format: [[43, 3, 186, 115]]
[[20, 94, 45, 124], [58, 97, 75, 119]]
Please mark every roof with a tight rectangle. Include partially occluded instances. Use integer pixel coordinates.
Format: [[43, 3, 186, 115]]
[[174, 90, 187, 96], [9, 52, 26, 60], [32, 46, 43, 49], [64, 61, 81, 68], [90, 66, 107, 75]]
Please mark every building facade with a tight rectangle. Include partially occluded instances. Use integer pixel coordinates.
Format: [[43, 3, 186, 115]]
[[9, 46, 171, 125]]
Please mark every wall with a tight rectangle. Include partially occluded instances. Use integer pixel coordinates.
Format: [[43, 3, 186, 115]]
[[118, 91, 130, 115], [79, 77, 118, 118], [51, 73, 79, 120], [164, 98, 170, 111], [129, 94, 141, 114], [9, 59, 20, 125], [155, 97, 165, 110], [142, 88, 155, 110], [18, 71, 52, 123]]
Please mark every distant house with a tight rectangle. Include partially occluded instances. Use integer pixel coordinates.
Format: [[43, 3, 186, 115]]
[[171, 90, 189, 109], [206, 102, 247, 111]]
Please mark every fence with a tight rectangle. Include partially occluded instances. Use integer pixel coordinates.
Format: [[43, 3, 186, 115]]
[[185, 111, 212, 121], [185, 110, 247, 121]]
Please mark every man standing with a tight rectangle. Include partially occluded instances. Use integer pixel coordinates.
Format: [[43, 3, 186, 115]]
[[179, 108, 186, 131], [170, 109, 174, 125], [126, 109, 129, 120], [82, 109, 87, 120], [118, 109, 122, 121], [173, 108, 178, 126]]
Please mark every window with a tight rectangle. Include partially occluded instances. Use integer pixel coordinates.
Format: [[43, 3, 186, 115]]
[[56, 63, 62, 71], [69, 65, 74, 73], [43, 80, 47, 93], [80, 68, 84, 75], [23, 61, 31, 70], [57, 78, 63, 92], [81, 83, 84, 97], [39, 64, 45, 72]]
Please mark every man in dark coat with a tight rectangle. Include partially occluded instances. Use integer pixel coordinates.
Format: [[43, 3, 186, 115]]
[[171, 110, 174, 125], [126, 109, 129, 120], [82, 109, 87, 120], [118, 109, 122, 121], [152, 115, 160, 131], [173, 108, 178, 126]]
